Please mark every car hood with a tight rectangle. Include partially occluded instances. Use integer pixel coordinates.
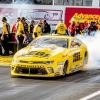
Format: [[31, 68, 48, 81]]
[[14, 44, 68, 60]]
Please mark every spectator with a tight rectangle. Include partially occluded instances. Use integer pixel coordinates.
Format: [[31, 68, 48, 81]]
[[74, 22, 81, 35], [12, 17, 20, 33], [79, 23, 85, 35], [16, 17, 27, 50], [88, 21, 98, 36], [42, 20, 51, 34], [69, 21, 75, 36], [33, 20, 43, 39], [1, 17, 10, 56]]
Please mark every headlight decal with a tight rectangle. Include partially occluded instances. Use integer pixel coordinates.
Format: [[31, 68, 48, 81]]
[[13, 59, 20, 63], [43, 61, 54, 64]]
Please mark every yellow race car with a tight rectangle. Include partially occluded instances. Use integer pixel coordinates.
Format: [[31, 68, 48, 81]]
[[11, 35, 88, 77]]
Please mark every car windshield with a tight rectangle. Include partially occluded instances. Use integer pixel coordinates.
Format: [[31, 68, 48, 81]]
[[29, 37, 68, 48]]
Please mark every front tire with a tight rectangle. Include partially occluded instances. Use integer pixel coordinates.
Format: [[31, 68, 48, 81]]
[[63, 61, 68, 76]]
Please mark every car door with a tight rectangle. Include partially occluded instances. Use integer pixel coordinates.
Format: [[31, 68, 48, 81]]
[[69, 38, 83, 72]]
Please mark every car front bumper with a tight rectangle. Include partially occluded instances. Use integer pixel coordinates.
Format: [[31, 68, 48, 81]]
[[11, 64, 64, 77]]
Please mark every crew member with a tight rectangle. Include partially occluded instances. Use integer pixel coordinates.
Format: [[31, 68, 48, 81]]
[[16, 17, 27, 50], [24, 20, 28, 34], [33, 20, 43, 39], [28, 20, 34, 34], [55, 20, 68, 35], [42, 20, 51, 34], [97, 22, 100, 30], [1, 17, 10, 56], [28, 20, 34, 42]]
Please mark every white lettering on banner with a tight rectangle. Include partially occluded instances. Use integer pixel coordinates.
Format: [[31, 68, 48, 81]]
[[20, 9, 63, 21]]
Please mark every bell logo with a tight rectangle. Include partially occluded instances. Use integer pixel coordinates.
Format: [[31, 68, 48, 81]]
[[28, 62, 33, 64]]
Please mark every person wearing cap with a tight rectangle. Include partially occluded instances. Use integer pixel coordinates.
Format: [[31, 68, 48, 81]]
[[27, 20, 34, 42], [88, 21, 98, 36], [55, 20, 69, 35], [24, 19, 28, 35], [33, 20, 43, 39], [12, 17, 20, 33], [16, 17, 27, 50], [28, 20, 34, 34], [74, 22, 81, 35], [42, 20, 51, 34], [1, 17, 10, 56]]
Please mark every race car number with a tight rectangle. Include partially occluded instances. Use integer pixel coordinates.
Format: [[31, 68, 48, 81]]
[[73, 52, 82, 62]]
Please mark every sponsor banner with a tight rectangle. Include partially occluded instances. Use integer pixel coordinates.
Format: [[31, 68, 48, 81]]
[[20, 9, 63, 21], [65, 7, 100, 26], [20, 9, 63, 31]]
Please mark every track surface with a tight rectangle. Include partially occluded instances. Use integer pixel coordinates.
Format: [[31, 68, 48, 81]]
[[0, 66, 100, 100]]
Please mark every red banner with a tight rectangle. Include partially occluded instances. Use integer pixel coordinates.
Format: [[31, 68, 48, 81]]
[[65, 7, 100, 27]]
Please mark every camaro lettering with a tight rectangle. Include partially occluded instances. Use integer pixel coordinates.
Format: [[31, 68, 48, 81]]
[[18, 65, 44, 68]]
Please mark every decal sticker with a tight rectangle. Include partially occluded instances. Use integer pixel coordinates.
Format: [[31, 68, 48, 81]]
[[70, 63, 83, 73], [73, 52, 82, 62]]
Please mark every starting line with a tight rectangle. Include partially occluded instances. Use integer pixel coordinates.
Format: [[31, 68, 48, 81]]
[[79, 90, 100, 100], [0, 55, 13, 66]]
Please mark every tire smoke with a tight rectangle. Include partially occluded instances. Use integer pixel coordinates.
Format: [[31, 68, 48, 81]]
[[76, 32, 100, 70]]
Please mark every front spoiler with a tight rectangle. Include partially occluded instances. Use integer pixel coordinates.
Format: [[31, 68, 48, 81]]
[[11, 72, 62, 77]]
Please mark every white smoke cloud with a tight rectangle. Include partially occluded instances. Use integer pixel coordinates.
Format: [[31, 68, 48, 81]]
[[76, 31, 100, 70]]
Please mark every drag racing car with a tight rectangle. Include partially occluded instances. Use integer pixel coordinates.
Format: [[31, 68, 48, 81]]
[[11, 35, 88, 77]]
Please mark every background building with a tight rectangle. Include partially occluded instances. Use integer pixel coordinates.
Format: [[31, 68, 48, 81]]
[[0, 0, 99, 31]]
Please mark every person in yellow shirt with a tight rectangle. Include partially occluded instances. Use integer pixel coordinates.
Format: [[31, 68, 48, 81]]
[[27, 20, 34, 42], [55, 20, 69, 35], [16, 17, 27, 50], [97, 22, 100, 30], [33, 20, 43, 39], [1, 17, 10, 56]]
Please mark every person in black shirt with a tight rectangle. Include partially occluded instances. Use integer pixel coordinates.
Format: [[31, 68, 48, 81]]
[[88, 21, 98, 36], [24, 21, 28, 34], [42, 20, 51, 34], [28, 20, 34, 34], [74, 22, 81, 35]]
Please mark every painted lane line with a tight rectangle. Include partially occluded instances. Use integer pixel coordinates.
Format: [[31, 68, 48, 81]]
[[79, 90, 100, 100]]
